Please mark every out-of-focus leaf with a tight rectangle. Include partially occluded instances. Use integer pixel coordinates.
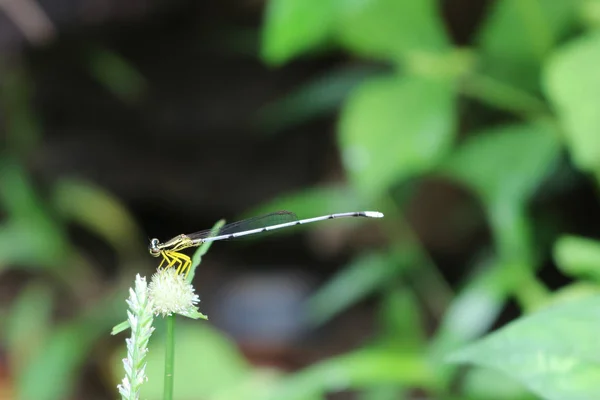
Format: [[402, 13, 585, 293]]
[[256, 65, 378, 133], [0, 162, 68, 269], [462, 367, 540, 400], [477, 0, 577, 91], [442, 124, 558, 270], [378, 288, 426, 354], [306, 251, 401, 327], [88, 47, 146, 104], [580, 0, 600, 29], [213, 369, 326, 400], [358, 386, 407, 400], [430, 260, 513, 369], [548, 282, 600, 306], [261, 0, 335, 65], [0, 223, 65, 270], [52, 179, 144, 260], [18, 327, 91, 400], [443, 123, 560, 206], [554, 235, 600, 282], [17, 294, 123, 400], [5, 283, 54, 374], [442, 124, 556, 274], [339, 75, 456, 198], [544, 31, 600, 172], [448, 295, 600, 400], [335, 0, 448, 62], [130, 322, 250, 399], [259, 349, 433, 400], [1, 69, 41, 155]]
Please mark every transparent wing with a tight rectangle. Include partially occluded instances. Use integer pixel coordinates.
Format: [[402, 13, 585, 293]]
[[186, 210, 298, 240]]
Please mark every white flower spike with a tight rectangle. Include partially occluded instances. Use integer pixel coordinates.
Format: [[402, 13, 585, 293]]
[[148, 268, 207, 320], [118, 274, 155, 400]]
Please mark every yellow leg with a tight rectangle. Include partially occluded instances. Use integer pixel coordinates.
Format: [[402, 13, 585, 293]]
[[172, 252, 191, 276], [159, 252, 180, 271], [159, 251, 191, 277], [179, 256, 192, 278], [159, 254, 168, 269]]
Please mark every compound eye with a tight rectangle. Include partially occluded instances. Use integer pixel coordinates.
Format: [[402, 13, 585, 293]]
[[148, 238, 161, 256]]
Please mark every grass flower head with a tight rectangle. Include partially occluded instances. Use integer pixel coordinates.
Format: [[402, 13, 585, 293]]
[[148, 268, 207, 320]]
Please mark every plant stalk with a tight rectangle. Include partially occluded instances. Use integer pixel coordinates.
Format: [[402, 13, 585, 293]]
[[163, 315, 175, 400]]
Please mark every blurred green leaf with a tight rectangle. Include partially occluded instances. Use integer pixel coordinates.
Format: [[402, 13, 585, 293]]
[[0, 160, 52, 223], [580, 0, 600, 29], [462, 367, 540, 400], [358, 386, 407, 400], [17, 294, 123, 400], [443, 123, 560, 206], [335, 0, 448, 62], [378, 288, 426, 354], [261, 0, 335, 65], [6, 283, 54, 374], [477, 0, 577, 91], [260, 349, 434, 400], [0, 222, 63, 270], [448, 295, 600, 400], [52, 179, 144, 260], [549, 282, 600, 306], [339, 75, 456, 197], [0, 161, 68, 268], [88, 47, 146, 104], [135, 322, 250, 399], [544, 31, 600, 172], [554, 235, 600, 282], [442, 122, 558, 291], [18, 326, 90, 400], [213, 369, 325, 400], [256, 65, 378, 133], [306, 251, 401, 326], [430, 259, 513, 371], [1, 68, 41, 155]]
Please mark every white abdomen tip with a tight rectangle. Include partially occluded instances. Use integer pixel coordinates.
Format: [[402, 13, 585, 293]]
[[365, 211, 384, 218]]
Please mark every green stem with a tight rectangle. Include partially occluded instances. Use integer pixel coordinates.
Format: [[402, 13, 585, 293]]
[[381, 194, 454, 318], [163, 315, 175, 400], [461, 73, 550, 118]]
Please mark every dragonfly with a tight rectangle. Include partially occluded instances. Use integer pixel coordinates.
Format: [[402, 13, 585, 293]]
[[149, 210, 384, 276]]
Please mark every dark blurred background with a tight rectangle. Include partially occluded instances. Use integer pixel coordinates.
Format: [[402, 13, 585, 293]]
[[2, 0, 600, 399]]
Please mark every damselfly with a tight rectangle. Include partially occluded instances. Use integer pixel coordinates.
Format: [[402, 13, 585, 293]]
[[149, 210, 384, 276]]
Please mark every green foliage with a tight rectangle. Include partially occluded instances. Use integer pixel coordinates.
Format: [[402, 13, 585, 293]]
[[87, 47, 147, 104], [4, 0, 600, 399], [306, 251, 400, 326], [461, 367, 541, 400], [448, 295, 600, 400], [137, 323, 251, 399], [477, 0, 578, 91], [256, 349, 435, 400], [261, 0, 335, 65], [544, 31, 600, 172], [333, 0, 449, 62], [443, 123, 560, 207], [339, 75, 456, 197], [256, 0, 600, 399], [554, 236, 600, 282]]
